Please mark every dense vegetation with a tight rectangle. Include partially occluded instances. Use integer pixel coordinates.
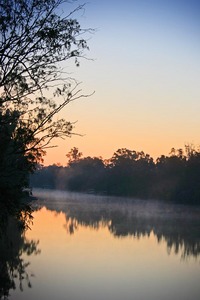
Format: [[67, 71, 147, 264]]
[[1, 1, 199, 211], [31, 145, 200, 205], [0, 0, 91, 214]]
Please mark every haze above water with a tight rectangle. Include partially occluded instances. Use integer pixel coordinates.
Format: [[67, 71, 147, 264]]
[[10, 189, 200, 300]]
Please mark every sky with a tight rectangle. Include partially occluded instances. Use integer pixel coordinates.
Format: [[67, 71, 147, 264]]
[[43, 0, 200, 166]]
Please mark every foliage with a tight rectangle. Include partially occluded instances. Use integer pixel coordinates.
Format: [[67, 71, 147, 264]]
[[0, 0, 92, 208], [66, 147, 83, 164], [31, 145, 200, 204], [107, 148, 154, 196], [67, 156, 106, 192]]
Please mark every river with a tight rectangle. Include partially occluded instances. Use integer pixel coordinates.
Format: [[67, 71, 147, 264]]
[[7, 188, 200, 300]]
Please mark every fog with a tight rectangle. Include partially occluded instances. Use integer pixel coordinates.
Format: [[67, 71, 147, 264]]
[[32, 188, 200, 258]]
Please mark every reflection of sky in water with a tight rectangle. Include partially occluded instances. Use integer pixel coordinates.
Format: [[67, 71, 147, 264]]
[[10, 189, 200, 300]]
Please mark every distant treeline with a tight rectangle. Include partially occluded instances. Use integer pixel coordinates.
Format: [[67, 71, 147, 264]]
[[30, 146, 200, 205]]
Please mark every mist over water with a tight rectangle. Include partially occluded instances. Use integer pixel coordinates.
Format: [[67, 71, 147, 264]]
[[33, 188, 200, 223], [32, 188, 200, 255], [8, 189, 200, 300]]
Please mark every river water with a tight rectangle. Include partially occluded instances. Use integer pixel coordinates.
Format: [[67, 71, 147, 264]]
[[8, 188, 200, 300]]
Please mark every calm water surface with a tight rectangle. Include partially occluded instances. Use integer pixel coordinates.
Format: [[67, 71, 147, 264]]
[[9, 189, 200, 300]]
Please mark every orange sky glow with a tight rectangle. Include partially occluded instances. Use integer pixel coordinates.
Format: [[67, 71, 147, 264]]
[[41, 0, 200, 166]]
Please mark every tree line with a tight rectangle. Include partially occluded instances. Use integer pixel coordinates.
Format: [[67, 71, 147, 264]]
[[31, 145, 200, 205], [0, 0, 199, 212]]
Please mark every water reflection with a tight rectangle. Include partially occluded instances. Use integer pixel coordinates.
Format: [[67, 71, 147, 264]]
[[4, 189, 200, 300], [33, 188, 200, 259], [0, 212, 40, 299]]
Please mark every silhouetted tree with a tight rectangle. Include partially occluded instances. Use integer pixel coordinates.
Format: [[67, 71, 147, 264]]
[[153, 149, 186, 201], [107, 148, 154, 196], [178, 145, 200, 204], [67, 156, 105, 192], [0, 0, 92, 208], [31, 145, 200, 204], [0, 0, 91, 148], [66, 147, 83, 164], [0, 109, 44, 211]]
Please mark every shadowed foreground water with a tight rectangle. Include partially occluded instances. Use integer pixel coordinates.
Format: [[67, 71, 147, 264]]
[[6, 189, 200, 300]]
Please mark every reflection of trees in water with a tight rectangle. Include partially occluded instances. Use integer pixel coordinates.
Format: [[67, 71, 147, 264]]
[[37, 195, 200, 259], [64, 205, 109, 234], [65, 212, 200, 259], [156, 222, 200, 259], [0, 212, 40, 300], [109, 215, 200, 259]]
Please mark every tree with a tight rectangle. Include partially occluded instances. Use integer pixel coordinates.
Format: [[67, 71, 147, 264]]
[[66, 147, 83, 164], [67, 156, 105, 192], [107, 148, 154, 196], [0, 110, 32, 208], [0, 0, 92, 205], [0, 0, 92, 151]]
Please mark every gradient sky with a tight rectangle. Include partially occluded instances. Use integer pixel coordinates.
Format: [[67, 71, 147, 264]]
[[43, 0, 200, 165]]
